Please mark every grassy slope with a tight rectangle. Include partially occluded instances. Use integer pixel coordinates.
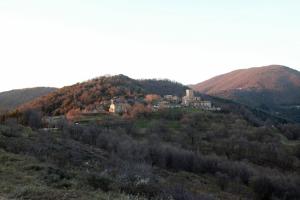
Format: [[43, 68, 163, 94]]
[[0, 108, 299, 199], [0, 147, 246, 200], [0, 139, 146, 200]]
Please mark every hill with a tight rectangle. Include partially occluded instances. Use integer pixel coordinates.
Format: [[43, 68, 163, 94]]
[[191, 65, 300, 122], [17, 74, 289, 125], [19, 75, 188, 116], [1, 73, 300, 199], [0, 87, 57, 112]]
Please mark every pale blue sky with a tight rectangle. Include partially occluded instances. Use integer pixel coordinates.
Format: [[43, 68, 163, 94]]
[[1, 0, 300, 92]]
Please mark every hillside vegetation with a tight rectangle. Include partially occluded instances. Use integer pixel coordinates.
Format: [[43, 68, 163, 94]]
[[18, 75, 188, 116], [17, 75, 287, 126], [0, 108, 300, 199], [191, 65, 300, 122], [0, 87, 56, 112]]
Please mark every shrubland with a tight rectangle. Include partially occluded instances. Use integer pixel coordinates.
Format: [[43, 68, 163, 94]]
[[0, 107, 299, 199]]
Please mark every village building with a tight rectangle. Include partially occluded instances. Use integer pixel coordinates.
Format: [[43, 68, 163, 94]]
[[108, 90, 221, 114], [109, 99, 131, 114], [181, 89, 221, 110], [182, 89, 201, 106], [199, 101, 212, 108], [163, 95, 181, 104], [157, 100, 171, 109]]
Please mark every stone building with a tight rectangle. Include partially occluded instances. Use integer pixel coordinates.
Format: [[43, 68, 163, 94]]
[[200, 101, 212, 108], [163, 95, 180, 104], [182, 89, 197, 106], [182, 89, 214, 109], [109, 99, 130, 114]]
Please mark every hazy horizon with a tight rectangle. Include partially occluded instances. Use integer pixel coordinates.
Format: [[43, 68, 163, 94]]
[[1, 1, 300, 92]]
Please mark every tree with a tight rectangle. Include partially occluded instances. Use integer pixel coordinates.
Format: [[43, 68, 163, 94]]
[[145, 94, 161, 104], [66, 108, 81, 121], [250, 176, 273, 200], [22, 109, 43, 129]]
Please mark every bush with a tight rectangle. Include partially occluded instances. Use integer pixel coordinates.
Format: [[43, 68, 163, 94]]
[[250, 176, 274, 200], [216, 172, 229, 190], [43, 167, 71, 188], [12, 186, 78, 200], [279, 124, 300, 140], [166, 185, 216, 200], [116, 162, 161, 198], [21, 109, 43, 129], [86, 173, 114, 192]]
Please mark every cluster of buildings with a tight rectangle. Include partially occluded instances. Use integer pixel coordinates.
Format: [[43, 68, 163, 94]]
[[41, 90, 220, 127], [181, 89, 214, 109], [108, 99, 131, 114], [109, 89, 221, 114]]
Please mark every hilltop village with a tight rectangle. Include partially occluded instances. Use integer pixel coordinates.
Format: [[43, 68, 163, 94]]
[[108, 89, 221, 114], [43, 89, 221, 125]]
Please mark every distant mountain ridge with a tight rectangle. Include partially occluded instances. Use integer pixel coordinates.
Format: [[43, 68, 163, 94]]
[[191, 65, 300, 122], [0, 87, 57, 112]]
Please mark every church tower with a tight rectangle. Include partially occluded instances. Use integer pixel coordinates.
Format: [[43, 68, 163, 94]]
[[109, 99, 116, 113]]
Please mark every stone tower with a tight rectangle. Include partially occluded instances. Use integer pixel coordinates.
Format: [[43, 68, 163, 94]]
[[186, 89, 194, 99]]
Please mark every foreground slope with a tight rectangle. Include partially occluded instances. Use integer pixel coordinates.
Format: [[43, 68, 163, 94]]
[[0, 107, 299, 199], [191, 65, 300, 121]]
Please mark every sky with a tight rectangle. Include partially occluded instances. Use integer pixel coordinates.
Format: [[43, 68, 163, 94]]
[[1, 0, 300, 92]]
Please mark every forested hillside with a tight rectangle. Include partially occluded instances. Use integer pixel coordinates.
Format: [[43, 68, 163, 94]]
[[191, 65, 300, 122], [18, 75, 188, 116], [0, 87, 56, 112], [16, 75, 287, 126], [139, 79, 189, 97]]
